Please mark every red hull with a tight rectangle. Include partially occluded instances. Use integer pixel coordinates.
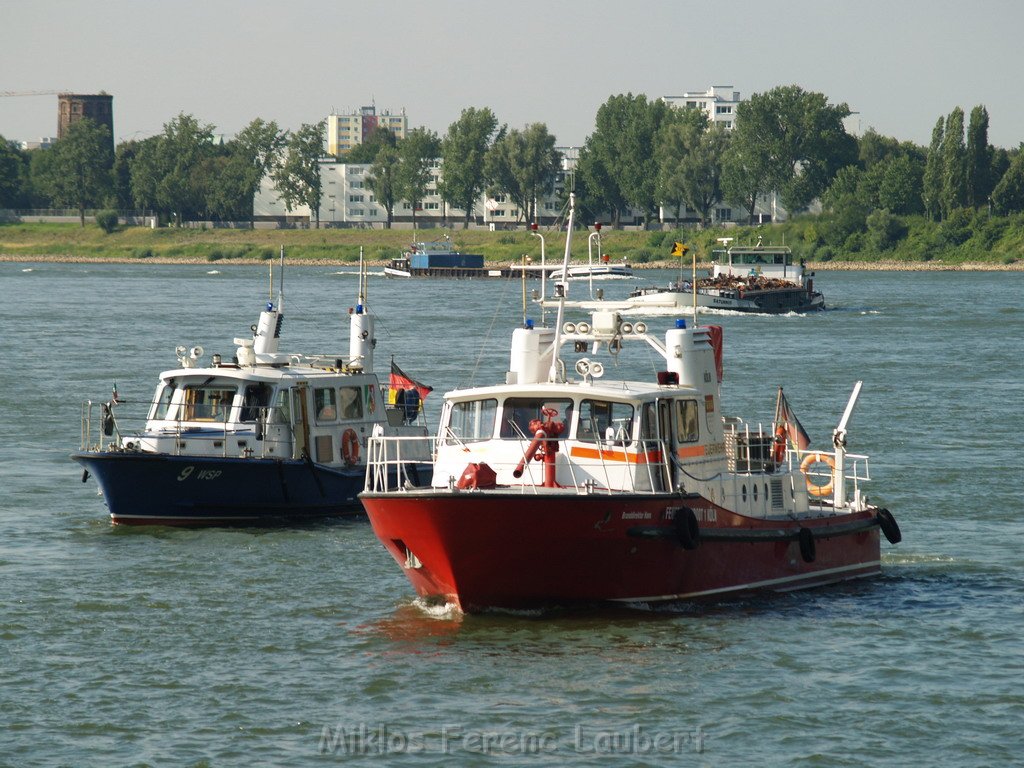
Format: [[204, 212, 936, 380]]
[[361, 491, 882, 612]]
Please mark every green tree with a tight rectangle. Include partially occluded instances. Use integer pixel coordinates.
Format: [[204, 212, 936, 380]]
[[680, 123, 729, 226], [397, 128, 442, 229], [272, 121, 325, 228], [231, 118, 287, 222], [131, 114, 217, 224], [202, 154, 254, 221], [922, 117, 944, 221], [878, 155, 925, 215], [858, 128, 906, 169], [439, 107, 498, 228], [820, 165, 870, 245], [990, 147, 1011, 201], [941, 107, 968, 217], [726, 85, 856, 214], [112, 140, 142, 211], [0, 137, 27, 208], [39, 118, 114, 226], [991, 150, 1024, 214], [655, 110, 730, 227], [485, 123, 560, 225], [366, 144, 401, 228], [574, 145, 622, 226], [966, 105, 991, 208], [721, 135, 776, 225], [579, 94, 674, 225], [26, 147, 58, 207], [865, 208, 906, 250]]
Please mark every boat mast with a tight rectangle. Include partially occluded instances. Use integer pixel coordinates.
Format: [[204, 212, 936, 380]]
[[547, 193, 577, 383], [277, 244, 285, 314]]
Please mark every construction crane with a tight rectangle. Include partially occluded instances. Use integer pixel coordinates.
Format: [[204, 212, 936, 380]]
[[0, 90, 66, 97]]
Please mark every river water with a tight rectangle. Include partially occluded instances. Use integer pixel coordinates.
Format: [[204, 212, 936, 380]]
[[1, 261, 1022, 766]]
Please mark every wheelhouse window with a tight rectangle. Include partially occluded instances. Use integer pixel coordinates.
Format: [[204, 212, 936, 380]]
[[240, 383, 273, 422], [445, 398, 497, 443], [676, 399, 700, 443], [577, 400, 635, 446], [314, 387, 338, 422], [182, 384, 237, 422], [152, 382, 177, 420], [499, 398, 574, 439], [272, 389, 291, 424], [338, 386, 364, 420]]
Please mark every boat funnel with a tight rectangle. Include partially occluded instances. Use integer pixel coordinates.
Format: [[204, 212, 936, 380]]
[[253, 303, 282, 355], [349, 304, 375, 372]]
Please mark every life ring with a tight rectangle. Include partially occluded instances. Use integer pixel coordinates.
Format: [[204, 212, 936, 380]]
[[875, 508, 902, 544], [800, 452, 835, 497], [674, 506, 700, 550], [773, 425, 786, 464], [341, 428, 360, 465], [798, 527, 816, 563]]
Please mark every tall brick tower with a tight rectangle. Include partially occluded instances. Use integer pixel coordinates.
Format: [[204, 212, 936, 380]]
[[58, 92, 114, 151]]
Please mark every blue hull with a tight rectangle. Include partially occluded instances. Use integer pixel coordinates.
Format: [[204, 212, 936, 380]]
[[72, 451, 429, 526]]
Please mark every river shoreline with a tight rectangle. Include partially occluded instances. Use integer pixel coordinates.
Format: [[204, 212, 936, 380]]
[[3, 254, 1022, 271]]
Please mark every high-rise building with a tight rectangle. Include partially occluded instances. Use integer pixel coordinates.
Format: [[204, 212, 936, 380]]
[[327, 105, 407, 156], [661, 86, 741, 130]]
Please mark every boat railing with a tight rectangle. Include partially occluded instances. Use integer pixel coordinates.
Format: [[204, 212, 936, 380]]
[[792, 448, 871, 502], [364, 434, 439, 493], [79, 399, 289, 459], [365, 434, 672, 495]]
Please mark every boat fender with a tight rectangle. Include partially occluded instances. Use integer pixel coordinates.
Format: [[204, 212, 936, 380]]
[[674, 506, 700, 550], [800, 452, 836, 497], [81, 469, 90, 483], [798, 527, 816, 563], [876, 508, 902, 544], [341, 428, 360, 465]]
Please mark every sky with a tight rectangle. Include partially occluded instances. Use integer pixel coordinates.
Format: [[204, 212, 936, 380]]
[[3, 0, 1023, 150]]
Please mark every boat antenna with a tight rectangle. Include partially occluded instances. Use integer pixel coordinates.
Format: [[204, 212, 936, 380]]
[[548, 193, 576, 383], [691, 241, 698, 323], [521, 253, 528, 327], [277, 244, 285, 313], [358, 246, 367, 307]]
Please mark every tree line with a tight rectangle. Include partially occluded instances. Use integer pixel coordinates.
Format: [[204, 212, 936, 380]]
[[1, 85, 1022, 237]]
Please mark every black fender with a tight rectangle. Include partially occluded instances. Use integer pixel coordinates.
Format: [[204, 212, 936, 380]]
[[674, 506, 700, 550], [876, 508, 902, 544], [798, 527, 816, 563]]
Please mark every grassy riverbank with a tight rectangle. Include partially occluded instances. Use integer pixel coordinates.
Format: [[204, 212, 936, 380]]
[[2, 220, 1022, 270]]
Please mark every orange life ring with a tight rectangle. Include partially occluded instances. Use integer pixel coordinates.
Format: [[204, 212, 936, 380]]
[[800, 452, 835, 497], [773, 425, 786, 463], [341, 428, 360, 465]]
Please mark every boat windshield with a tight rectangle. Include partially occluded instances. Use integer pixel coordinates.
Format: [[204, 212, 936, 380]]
[[240, 383, 273, 422], [181, 383, 237, 422], [577, 399, 635, 446], [152, 381, 176, 420], [445, 398, 498, 443], [732, 251, 791, 266], [499, 398, 574, 439]]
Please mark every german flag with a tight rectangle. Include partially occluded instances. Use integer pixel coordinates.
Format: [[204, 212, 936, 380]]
[[775, 387, 811, 451], [390, 360, 433, 401], [670, 242, 689, 257]]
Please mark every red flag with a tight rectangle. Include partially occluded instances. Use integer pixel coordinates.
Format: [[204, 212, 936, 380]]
[[390, 360, 433, 401], [775, 388, 810, 451]]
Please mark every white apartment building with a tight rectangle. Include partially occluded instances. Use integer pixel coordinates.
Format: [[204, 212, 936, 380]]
[[661, 85, 741, 130], [254, 159, 474, 227], [327, 106, 408, 156]]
